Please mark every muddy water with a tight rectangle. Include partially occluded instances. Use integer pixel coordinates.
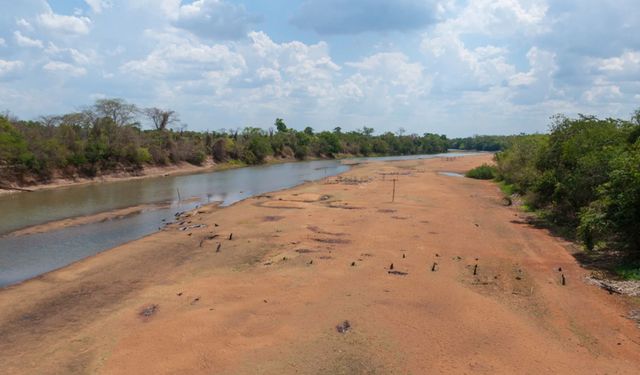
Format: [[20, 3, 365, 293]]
[[0, 152, 479, 287]]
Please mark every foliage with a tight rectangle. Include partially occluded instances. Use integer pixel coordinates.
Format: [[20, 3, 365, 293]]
[[0, 98, 451, 184], [495, 111, 640, 258], [449, 135, 517, 151], [465, 164, 497, 180]]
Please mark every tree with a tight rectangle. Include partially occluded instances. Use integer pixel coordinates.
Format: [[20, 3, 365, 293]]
[[143, 107, 179, 131], [360, 126, 374, 136], [275, 118, 287, 133], [92, 98, 137, 126], [304, 126, 314, 135], [247, 136, 272, 164], [212, 138, 228, 162]]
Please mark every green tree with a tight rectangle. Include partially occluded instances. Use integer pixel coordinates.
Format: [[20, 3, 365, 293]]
[[275, 118, 287, 133]]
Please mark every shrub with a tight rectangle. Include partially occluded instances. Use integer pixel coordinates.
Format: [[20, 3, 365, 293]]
[[465, 164, 497, 180]]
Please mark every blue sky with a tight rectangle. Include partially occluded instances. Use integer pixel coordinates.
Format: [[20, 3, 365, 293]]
[[0, 0, 638, 136]]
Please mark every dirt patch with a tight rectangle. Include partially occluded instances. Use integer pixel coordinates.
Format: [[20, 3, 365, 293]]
[[388, 270, 408, 276], [335, 320, 351, 333], [139, 304, 159, 319], [328, 176, 373, 185], [255, 200, 307, 209], [326, 202, 365, 210], [313, 238, 351, 245], [295, 249, 318, 254], [307, 226, 347, 236], [263, 215, 285, 222], [281, 193, 332, 202]]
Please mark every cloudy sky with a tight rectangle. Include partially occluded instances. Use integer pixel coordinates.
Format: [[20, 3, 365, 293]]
[[0, 0, 638, 136]]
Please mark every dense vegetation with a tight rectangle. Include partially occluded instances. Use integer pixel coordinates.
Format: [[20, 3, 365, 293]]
[[465, 164, 497, 180], [494, 111, 640, 259], [449, 135, 519, 151], [0, 99, 449, 185]]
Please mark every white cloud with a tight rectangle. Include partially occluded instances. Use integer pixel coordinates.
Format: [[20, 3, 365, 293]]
[[508, 47, 560, 105], [584, 79, 623, 103], [242, 31, 340, 100], [14, 31, 43, 48], [345, 52, 429, 97], [596, 50, 640, 78], [85, 0, 112, 14], [422, 33, 516, 88], [440, 0, 550, 37], [16, 18, 33, 30], [0, 60, 24, 77], [45, 42, 94, 65], [339, 52, 432, 116], [37, 11, 92, 35], [43, 61, 87, 77], [176, 0, 258, 40], [121, 39, 245, 79]]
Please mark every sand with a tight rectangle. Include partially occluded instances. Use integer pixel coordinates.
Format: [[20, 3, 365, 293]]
[[0, 154, 639, 374]]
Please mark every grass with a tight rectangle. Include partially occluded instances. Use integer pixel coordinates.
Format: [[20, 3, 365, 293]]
[[498, 181, 515, 195], [616, 264, 640, 280], [465, 164, 497, 180]]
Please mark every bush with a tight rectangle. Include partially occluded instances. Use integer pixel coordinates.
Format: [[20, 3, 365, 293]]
[[496, 112, 640, 257], [186, 150, 206, 165], [247, 137, 272, 164], [465, 164, 497, 180]]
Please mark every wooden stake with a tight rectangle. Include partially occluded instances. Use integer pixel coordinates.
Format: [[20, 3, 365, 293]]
[[431, 262, 438, 272], [473, 264, 478, 276], [392, 178, 397, 203], [561, 274, 566, 286]]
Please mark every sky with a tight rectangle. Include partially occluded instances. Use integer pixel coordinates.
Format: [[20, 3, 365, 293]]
[[0, 0, 638, 137]]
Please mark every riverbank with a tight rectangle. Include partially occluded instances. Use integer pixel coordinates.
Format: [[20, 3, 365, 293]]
[[0, 158, 245, 196], [1, 154, 639, 374], [0, 152, 478, 196]]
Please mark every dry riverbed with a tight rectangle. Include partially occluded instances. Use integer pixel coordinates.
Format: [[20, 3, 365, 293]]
[[1, 154, 639, 374]]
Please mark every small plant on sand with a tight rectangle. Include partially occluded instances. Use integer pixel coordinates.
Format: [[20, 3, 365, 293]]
[[465, 164, 497, 180]]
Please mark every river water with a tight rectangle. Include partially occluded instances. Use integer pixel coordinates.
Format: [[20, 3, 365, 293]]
[[0, 152, 478, 287]]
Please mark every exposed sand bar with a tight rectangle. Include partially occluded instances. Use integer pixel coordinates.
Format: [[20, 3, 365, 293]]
[[3, 202, 171, 237], [0, 154, 639, 374]]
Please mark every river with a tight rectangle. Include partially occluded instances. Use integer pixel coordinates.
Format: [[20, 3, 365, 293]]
[[0, 152, 478, 286]]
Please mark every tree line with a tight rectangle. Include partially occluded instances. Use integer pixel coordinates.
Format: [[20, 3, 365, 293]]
[[494, 110, 640, 258], [449, 134, 524, 151], [0, 98, 450, 185]]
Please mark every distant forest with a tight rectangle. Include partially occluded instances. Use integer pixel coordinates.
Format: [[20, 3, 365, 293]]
[[1, 98, 459, 185]]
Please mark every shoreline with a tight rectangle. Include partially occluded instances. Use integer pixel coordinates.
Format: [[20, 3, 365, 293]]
[[3, 154, 637, 374], [0, 151, 483, 197], [0, 159, 246, 196]]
